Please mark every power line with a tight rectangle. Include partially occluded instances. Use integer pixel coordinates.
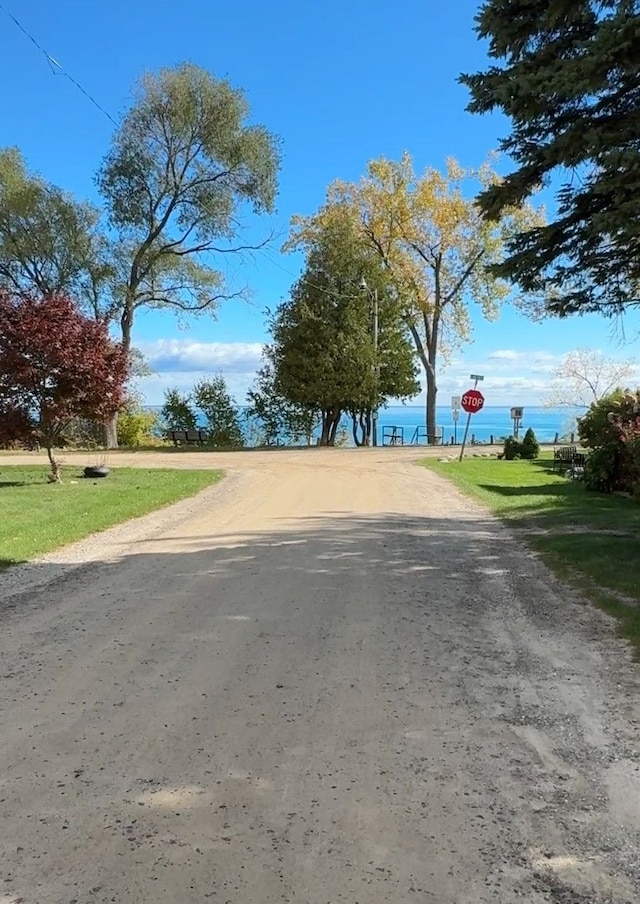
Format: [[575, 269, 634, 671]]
[[254, 244, 369, 302], [0, 4, 368, 307], [0, 2, 118, 127]]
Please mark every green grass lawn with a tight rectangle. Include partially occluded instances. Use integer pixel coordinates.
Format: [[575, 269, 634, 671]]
[[425, 456, 640, 652], [0, 465, 222, 569]]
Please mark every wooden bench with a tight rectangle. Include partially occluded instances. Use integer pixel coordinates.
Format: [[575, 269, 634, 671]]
[[553, 445, 586, 473], [168, 429, 206, 446]]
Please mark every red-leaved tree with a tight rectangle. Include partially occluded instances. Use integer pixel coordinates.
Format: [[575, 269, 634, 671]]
[[0, 292, 128, 481]]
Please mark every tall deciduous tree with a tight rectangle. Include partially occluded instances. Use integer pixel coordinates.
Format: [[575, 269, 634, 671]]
[[544, 348, 637, 410], [288, 155, 540, 441], [0, 292, 128, 481], [460, 1, 640, 316], [97, 63, 280, 445], [97, 63, 281, 357], [276, 215, 419, 446], [0, 148, 113, 319]]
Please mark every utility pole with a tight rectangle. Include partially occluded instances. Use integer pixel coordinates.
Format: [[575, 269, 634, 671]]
[[359, 277, 379, 447], [372, 286, 378, 447]]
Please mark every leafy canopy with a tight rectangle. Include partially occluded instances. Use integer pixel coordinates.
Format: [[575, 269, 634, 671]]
[[0, 292, 128, 477], [287, 154, 541, 437], [160, 388, 199, 431], [0, 148, 113, 318], [460, 0, 640, 315], [193, 376, 245, 448], [97, 63, 281, 345], [277, 212, 419, 444], [289, 155, 541, 355]]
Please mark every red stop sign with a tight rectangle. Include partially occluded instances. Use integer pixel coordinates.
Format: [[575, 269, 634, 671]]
[[461, 389, 485, 414]]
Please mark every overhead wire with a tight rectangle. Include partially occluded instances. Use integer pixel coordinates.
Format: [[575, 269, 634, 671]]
[[0, 2, 119, 127], [253, 242, 373, 303], [0, 3, 366, 305]]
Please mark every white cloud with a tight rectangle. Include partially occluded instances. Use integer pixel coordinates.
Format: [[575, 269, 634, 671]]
[[136, 370, 258, 406], [131, 339, 640, 409], [138, 339, 264, 374], [131, 339, 266, 405], [487, 349, 520, 361], [484, 349, 558, 372]]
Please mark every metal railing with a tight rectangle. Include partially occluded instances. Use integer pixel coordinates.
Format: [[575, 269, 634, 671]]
[[382, 425, 443, 446]]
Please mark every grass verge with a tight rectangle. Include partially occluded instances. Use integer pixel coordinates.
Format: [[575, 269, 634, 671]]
[[424, 456, 640, 653], [0, 465, 222, 569]]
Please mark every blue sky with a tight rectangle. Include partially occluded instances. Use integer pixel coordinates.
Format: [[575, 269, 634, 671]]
[[1, 0, 638, 406]]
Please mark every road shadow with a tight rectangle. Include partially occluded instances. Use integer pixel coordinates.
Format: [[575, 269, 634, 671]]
[[2, 501, 635, 637], [478, 483, 574, 499], [0, 511, 514, 614]]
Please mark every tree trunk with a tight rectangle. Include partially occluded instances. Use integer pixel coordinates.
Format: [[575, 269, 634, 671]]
[[425, 310, 439, 444], [361, 411, 371, 446], [351, 414, 362, 447], [426, 369, 438, 444], [319, 409, 331, 446], [319, 407, 341, 445], [350, 410, 370, 447], [406, 317, 436, 443], [104, 303, 134, 450], [103, 418, 119, 449], [46, 443, 61, 483]]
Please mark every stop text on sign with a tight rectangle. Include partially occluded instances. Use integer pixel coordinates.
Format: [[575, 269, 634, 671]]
[[461, 389, 485, 414]]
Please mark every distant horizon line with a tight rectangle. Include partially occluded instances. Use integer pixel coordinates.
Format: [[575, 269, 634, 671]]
[[143, 403, 581, 411]]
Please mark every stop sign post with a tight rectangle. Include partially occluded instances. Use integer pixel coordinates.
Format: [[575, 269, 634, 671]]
[[459, 375, 485, 461]]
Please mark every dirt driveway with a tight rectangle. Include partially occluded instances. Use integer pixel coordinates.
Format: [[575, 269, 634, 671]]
[[1, 448, 639, 903]]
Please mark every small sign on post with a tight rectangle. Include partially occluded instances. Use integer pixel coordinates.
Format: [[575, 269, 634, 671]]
[[451, 406, 460, 442], [510, 406, 524, 439], [451, 395, 461, 442]]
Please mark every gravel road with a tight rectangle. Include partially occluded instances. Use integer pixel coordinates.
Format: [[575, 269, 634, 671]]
[[1, 448, 639, 903]]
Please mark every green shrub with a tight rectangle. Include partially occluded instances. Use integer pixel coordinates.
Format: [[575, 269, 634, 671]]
[[503, 436, 522, 460], [117, 406, 157, 447], [579, 389, 640, 493], [623, 436, 640, 498], [584, 443, 619, 492], [520, 427, 540, 460], [578, 389, 632, 448]]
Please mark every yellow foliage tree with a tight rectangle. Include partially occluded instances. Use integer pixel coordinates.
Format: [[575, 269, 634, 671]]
[[287, 154, 543, 441]]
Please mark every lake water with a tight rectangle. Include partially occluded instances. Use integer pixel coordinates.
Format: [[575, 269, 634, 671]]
[[149, 403, 579, 446], [371, 405, 578, 445]]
